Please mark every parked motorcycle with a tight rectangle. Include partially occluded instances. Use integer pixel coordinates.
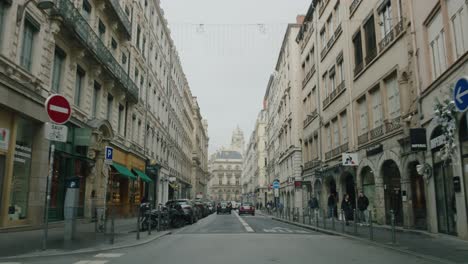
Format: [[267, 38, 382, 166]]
[[140, 202, 160, 231], [167, 204, 186, 228]]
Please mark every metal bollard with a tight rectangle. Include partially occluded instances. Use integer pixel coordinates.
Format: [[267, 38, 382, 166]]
[[303, 208, 306, 223], [157, 210, 161, 232], [308, 208, 312, 225], [331, 210, 335, 230], [110, 208, 115, 244], [148, 203, 152, 235], [323, 209, 327, 229], [315, 209, 319, 227], [94, 208, 98, 232], [341, 209, 345, 233], [391, 210, 396, 244], [353, 209, 357, 234], [369, 212, 374, 241], [136, 205, 140, 240]]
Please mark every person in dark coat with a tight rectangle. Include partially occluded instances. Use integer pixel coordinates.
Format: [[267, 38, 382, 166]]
[[357, 191, 369, 225], [341, 194, 353, 225]]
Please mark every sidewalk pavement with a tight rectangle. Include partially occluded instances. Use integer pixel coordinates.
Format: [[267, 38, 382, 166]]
[[259, 210, 468, 264], [0, 217, 168, 259]]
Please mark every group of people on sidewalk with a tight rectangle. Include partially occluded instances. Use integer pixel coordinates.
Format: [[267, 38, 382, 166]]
[[308, 191, 370, 226]]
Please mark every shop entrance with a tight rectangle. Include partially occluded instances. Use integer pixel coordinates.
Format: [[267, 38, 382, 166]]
[[361, 166, 375, 212], [409, 161, 427, 230], [382, 160, 403, 225]]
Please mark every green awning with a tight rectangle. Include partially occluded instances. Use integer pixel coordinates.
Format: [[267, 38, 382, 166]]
[[111, 163, 137, 180], [132, 168, 153, 183]]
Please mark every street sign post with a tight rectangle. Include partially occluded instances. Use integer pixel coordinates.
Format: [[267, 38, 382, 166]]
[[342, 153, 359, 166], [45, 94, 72, 124], [43, 94, 72, 251], [273, 181, 280, 189], [45, 122, 68, 142], [454, 77, 468, 112], [105, 146, 113, 165]]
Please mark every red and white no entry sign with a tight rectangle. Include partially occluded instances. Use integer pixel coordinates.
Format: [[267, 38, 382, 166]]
[[45, 94, 72, 124]]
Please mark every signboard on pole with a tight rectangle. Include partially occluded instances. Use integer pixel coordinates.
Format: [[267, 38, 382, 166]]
[[45, 94, 72, 124], [0, 128, 10, 151], [273, 180, 280, 189], [104, 146, 113, 165], [342, 153, 358, 166], [274, 188, 279, 197], [454, 76, 468, 112], [45, 122, 68, 142]]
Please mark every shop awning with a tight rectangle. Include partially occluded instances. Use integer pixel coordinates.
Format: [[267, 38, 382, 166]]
[[132, 168, 153, 183], [111, 163, 137, 180]]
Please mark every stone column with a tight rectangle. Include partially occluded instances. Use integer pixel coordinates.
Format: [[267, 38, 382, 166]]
[[374, 176, 386, 224], [401, 178, 413, 228]]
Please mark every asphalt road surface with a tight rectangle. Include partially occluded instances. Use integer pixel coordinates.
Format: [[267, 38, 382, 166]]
[[11, 211, 437, 264]]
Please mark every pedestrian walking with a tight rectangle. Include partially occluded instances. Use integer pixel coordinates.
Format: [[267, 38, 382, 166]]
[[357, 191, 369, 225], [341, 194, 353, 226], [327, 193, 336, 218]]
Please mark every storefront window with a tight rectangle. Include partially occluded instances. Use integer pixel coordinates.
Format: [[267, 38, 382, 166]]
[[9, 117, 34, 220]]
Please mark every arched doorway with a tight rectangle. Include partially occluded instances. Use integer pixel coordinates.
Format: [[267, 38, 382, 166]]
[[361, 166, 375, 214], [431, 126, 457, 235], [382, 160, 403, 225], [408, 161, 427, 230], [342, 172, 356, 208]]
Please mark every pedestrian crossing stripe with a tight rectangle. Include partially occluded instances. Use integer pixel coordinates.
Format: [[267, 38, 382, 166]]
[[73, 261, 109, 264], [94, 253, 124, 258]]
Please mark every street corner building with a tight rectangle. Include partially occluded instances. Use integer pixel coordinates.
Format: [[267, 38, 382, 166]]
[[253, 0, 468, 240], [0, 0, 209, 230]]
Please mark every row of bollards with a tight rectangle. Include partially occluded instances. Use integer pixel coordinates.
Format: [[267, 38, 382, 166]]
[[280, 207, 397, 244]]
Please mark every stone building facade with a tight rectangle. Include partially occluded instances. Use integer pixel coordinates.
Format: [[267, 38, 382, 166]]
[[0, 0, 208, 229]]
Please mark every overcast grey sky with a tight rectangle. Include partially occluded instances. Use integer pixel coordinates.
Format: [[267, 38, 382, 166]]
[[160, 0, 310, 153]]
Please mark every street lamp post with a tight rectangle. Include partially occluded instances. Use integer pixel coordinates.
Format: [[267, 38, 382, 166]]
[[16, 0, 54, 25]]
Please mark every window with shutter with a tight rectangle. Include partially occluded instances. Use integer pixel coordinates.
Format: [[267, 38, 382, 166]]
[[326, 124, 332, 151], [333, 120, 339, 147], [341, 112, 348, 143], [386, 75, 400, 119], [371, 89, 383, 128], [359, 99, 368, 133], [427, 10, 447, 80], [447, 0, 468, 59]]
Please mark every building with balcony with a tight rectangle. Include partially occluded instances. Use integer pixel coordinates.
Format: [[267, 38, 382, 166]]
[[207, 128, 244, 202], [264, 19, 304, 214], [412, 0, 468, 240], [0, 0, 207, 229]]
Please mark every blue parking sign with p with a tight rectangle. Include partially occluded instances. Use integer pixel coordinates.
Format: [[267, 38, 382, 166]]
[[105, 146, 113, 163]]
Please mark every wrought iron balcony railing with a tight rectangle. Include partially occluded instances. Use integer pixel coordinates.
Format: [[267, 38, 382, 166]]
[[340, 142, 349, 153], [385, 116, 402, 133], [349, 0, 362, 16], [106, 0, 132, 38], [52, 0, 139, 102], [370, 124, 385, 140], [331, 146, 341, 157], [358, 132, 369, 145], [325, 150, 332, 160], [365, 47, 378, 65], [354, 61, 364, 77]]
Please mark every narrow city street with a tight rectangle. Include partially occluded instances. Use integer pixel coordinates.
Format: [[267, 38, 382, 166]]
[[13, 212, 436, 264]]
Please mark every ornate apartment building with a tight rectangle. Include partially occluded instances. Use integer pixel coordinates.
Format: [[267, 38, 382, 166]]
[[259, 0, 468, 240], [0, 0, 208, 229], [207, 128, 244, 202]]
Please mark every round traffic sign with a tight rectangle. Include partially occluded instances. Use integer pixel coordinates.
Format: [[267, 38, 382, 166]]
[[45, 94, 72, 124], [454, 77, 468, 112]]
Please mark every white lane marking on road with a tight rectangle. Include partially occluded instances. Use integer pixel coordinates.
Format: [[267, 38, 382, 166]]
[[234, 211, 254, 232], [49, 104, 69, 114], [263, 227, 310, 233], [94, 253, 124, 258], [0, 262, 22, 264], [73, 261, 108, 264]]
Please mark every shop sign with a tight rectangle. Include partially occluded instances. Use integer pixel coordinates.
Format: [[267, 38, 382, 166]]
[[169, 176, 177, 182], [294, 181, 302, 188], [366, 144, 383, 157], [342, 153, 358, 166], [45, 122, 68, 142], [74, 128, 92, 146], [430, 135, 446, 150], [0, 128, 10, 151], [14, 144, 32, 164], [410, 128, 427, 151]]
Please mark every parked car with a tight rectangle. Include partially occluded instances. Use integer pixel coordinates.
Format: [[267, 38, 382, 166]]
[[216, 202, 232, 214], [166, 199, 197, 224], [206, 202, 214, 214], [238, 202, 255, 216], [193, 201, 209, 218]]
